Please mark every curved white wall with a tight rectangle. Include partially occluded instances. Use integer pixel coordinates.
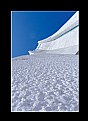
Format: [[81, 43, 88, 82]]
[[38, 26, 79, 50], [28, 11, 79, 55], [51, 11, 79, 38]]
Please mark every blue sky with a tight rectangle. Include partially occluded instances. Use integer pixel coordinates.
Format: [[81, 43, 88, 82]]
[[12, 11, 76, 58]]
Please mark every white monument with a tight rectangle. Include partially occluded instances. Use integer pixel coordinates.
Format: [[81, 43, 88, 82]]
[[28, 11, 79, 55]]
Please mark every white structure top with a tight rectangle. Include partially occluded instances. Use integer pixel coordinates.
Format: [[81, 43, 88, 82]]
[[28, 11, 79, 55], [38, 11, 79, 44]]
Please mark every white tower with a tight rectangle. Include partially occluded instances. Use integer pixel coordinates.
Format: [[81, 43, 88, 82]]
[[28, 11, 79, 55]]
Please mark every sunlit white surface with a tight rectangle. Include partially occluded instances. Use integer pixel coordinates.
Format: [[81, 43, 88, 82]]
[[12, 54, 79, 112], [28, 11, 79, 55]]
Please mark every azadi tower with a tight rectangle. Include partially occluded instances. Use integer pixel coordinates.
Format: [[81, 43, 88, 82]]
[[12, 12, 79, 112], [28, 11, 79, 55]]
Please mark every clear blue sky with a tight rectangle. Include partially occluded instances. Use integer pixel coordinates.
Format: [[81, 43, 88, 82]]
[[12, 11, 76, 58]]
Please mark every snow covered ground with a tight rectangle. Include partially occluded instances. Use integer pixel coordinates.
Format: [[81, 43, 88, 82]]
[[11, 54, 79, 112]]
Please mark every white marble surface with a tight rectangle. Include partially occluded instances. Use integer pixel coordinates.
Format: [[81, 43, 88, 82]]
[[11, 54, 79, 112], [36, 11, 79, 53], [37, 26, 79, 51]]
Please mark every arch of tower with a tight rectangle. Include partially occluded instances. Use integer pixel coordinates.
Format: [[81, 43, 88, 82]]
[[28, 11, 79, 55]]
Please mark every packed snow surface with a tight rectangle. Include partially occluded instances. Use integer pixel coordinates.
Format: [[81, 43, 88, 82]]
[[12, 54, 79, 112]]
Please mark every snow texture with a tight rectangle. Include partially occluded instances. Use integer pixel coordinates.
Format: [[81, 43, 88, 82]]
[[11, 54, 79, 112]]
